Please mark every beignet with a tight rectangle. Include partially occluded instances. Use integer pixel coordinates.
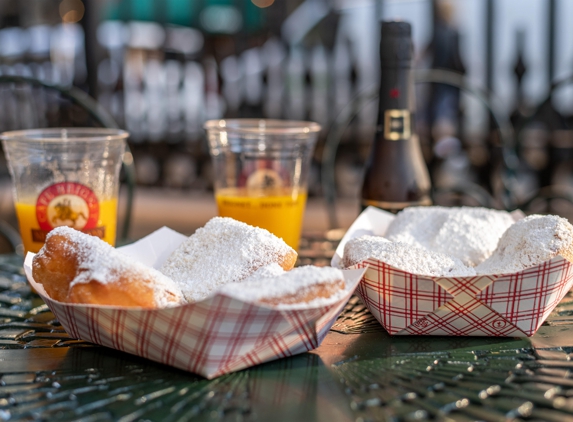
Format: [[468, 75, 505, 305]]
[[160, 217, 297, 303], [32, 226, 183, 308], [220, 266, 345, 307]]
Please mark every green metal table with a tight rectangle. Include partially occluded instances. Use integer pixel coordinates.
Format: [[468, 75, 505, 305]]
[[1, 233, 573, 421]]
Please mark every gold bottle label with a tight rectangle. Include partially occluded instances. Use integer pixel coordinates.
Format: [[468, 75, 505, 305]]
[[384, 109, 411, 141]]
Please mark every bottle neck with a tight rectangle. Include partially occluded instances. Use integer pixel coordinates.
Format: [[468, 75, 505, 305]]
[[376, 64, 415, 142]]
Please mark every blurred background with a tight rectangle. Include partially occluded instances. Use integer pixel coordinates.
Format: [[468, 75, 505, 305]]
[[0, 0, 572, 239]]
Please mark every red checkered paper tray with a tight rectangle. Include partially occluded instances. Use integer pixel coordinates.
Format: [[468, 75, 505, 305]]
[[332, 207, 573, 337], [23, 227, 365, 379]]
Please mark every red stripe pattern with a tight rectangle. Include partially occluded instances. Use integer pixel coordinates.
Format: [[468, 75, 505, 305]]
[[477, 257, 573, 335], [355, 259, 453, 335], [40, 287, 354, 379], [354, 256, 573, 337]]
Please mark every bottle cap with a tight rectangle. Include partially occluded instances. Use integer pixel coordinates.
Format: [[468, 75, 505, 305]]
[[380, 21, 413, 63]]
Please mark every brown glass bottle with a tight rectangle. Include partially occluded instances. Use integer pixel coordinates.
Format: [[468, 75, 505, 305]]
[[361, 21, 431, 213]]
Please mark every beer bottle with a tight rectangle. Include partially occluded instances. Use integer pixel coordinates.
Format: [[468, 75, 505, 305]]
[[361, 21, 432, 213]]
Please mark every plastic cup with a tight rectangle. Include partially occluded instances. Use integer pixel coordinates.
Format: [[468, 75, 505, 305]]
[[205, 119, 321, 251], [1, 128, 127, 254]]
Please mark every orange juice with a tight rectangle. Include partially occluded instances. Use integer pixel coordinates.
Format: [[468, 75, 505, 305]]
[[15, 198, 118, 254], [216, 187, 307, 250]]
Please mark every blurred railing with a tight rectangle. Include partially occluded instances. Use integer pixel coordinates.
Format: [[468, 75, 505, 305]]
[[1, 18, 573, 227]]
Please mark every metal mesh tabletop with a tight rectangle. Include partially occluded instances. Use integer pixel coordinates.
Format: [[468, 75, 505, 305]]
[[2, 242, 573, 421]]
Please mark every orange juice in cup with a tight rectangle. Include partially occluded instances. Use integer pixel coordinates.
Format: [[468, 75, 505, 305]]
[[216, 187, 307, 250], [205, 119, 320, 251], [2, 128, 127, 255]]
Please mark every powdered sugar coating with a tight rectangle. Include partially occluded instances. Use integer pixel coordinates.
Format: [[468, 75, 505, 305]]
[[476, 215, 573, 274], [343, 235, 476, 277], [160, 217, 296, 303], [242, 263, 285, 282], [41, 226, 184, 307], [220, 266, 345, 308], [385, 206, 515, 266]]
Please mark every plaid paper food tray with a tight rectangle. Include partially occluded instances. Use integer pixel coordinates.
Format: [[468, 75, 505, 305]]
[[332, 207, 573, 337], [24, 227, 364, 379]]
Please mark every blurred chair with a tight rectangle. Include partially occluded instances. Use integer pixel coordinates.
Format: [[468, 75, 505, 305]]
[[0, 75, 136, 252], [514, 74, 573, 214], [321, 68, 520, 229]]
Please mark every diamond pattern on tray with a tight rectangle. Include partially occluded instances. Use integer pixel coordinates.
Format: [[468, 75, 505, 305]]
[[354, 256, 573, 337], [398, 296, 526, 337], [355, 259, 453, 335], [477, 257, 573, 335], [47, 292, 354, 379]]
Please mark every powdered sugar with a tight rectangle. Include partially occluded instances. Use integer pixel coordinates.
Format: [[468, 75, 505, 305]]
[[242, 263, 285, 282], [476, 215, 573, 274], [342, 207, 573, 277], [385, 206, 515, 266], [42, 226, 183, 307], [343, 235, 476, 277], [220, 266, 346, 309], [160, 217, 296, 303]]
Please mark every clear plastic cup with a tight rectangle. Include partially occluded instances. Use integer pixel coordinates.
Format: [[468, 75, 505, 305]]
[[205, 119, 321, 251], [1, 128, 127, 254]]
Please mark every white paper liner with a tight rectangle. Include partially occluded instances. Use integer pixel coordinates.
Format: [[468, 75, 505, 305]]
[[24, 228, 365, 379], [333, 206, 573, 337]]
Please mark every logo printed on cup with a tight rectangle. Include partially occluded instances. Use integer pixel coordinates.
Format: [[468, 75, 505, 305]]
[[32, 182, 104, 243], [245, 169, 284, 190]]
